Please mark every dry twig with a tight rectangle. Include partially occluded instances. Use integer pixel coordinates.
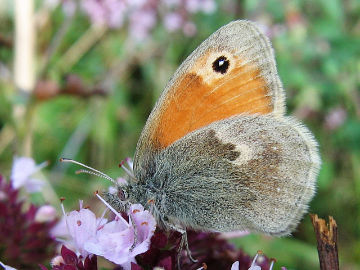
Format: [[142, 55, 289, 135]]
[[310, 214, 339, 270]]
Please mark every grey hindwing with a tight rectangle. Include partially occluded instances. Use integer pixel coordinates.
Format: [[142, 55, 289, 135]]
[[144, 114, 320, 235]]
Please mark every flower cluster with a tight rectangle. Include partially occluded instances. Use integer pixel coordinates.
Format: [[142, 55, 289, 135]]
[[49, 199, 156, 270], [0, 176, 57, 269], [39, 245, 98, 270], [54, 0, 217, 40]]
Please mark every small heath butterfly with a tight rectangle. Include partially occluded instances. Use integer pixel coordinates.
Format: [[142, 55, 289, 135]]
[[67, 20, 321, 264]]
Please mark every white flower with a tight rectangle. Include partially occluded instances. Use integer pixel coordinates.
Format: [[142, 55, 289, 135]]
[[0, 261, 17, 270], [11, 157, 48, 193]]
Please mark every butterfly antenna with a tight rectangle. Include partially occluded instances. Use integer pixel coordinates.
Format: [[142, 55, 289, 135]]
[[60, 158, 116, 184], [75, 169, 115, 183]]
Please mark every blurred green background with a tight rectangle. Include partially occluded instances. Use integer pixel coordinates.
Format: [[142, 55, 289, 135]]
[[0, 0, 359, 269]]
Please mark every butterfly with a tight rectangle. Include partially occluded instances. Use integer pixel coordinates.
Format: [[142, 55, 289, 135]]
[[65, 20, 321, 266]]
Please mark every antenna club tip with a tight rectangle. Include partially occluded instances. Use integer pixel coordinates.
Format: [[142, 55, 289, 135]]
[[59, 158, 64, 162], [94, 190, 99, 195], [60, 197, 66, 202]]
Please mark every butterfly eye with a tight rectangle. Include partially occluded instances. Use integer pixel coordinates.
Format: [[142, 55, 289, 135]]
[[118, 189, 128, 200], [212, 56, 230, 74]]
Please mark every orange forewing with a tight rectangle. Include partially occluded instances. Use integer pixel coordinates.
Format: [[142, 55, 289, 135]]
[[151, 55, 273, 149]]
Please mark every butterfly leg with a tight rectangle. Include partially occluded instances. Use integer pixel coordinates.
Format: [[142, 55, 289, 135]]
[[166, 223, 197, 269], [180, 230, 198, 263]]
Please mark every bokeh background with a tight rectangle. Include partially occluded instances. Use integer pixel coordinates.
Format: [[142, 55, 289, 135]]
[[0, 0, 359, 269]]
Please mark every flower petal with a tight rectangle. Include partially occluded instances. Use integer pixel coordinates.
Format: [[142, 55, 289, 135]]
[[231, 261, 239, 270], [66, 208, 97, 257]]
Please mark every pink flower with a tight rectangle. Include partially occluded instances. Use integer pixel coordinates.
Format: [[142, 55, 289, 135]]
[[35, 205, 57, 223], [84, 204, 156, 270], [51, 216, 69, 239], [65, 203, 98, 258], [200, 0, 217, 14], [105, 0, 127, 28], [185, 0, 216, 14], [164, 12, 183, 32], [53, 197, 156, 270], [11, 156, 48, 193], [183, 21, 197, 36], [129, 9, 157, 40], [0, 176, 57, 268], [52, 201, 109, 257], [51, 201, 107, 257], [81, 0, 127, 28], [324, 107, 347, 130], [127, 0, 147, 8], [62, 0, 77, 17]]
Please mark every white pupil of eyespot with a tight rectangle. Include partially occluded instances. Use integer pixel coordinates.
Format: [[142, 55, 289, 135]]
[[218, 60, 224, 66]]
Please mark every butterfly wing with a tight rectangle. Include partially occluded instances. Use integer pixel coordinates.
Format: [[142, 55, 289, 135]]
[[134, 20, 285, 176], [151, 115, 320, 235]]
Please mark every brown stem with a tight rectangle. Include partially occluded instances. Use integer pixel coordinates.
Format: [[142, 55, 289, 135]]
[[0, 34, 12, 48], [310, 214, 339, 270], [34, 75, 107, 101]]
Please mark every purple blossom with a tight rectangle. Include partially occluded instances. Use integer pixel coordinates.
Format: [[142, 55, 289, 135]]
[[324, 107, 347, 130], [62, 0, 77, 17], [84, 204, 156, 269], [0, 176, 57, 268], [52, 197, 156, 270], [183, 21, 197, 36], [164, 12, 183, 32], [65, 0, 217, 41], [81, 0, 127, 28], [64, 201, 99, 258], [10, 156, 48, 193], [128, 9, 157, 41], [185, 0, 216, 14], [35, 205, 58, 223], [51, 200, 108, 258]]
